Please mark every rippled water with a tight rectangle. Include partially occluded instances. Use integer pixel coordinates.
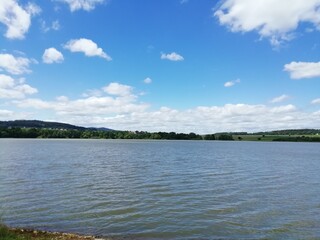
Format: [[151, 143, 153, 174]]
[[0, 139, 320, 239]]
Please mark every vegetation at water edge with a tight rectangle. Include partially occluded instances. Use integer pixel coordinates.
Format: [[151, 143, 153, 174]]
[[1, 120, 320, 142], [0, 224, 97, 240]]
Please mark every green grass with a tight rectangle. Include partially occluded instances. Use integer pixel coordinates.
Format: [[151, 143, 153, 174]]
[[0, 225, 29, 240], [233, 134, 320, 142], [0, 224, 98, 240], [233, 134, 274, 141]]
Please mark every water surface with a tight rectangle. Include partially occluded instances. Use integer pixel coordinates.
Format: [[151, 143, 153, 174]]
[[0, 139, 319, 239]]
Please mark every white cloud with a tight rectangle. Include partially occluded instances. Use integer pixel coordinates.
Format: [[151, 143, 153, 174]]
[[94, 103, 313, 133], [214, 0, 320, 46], [0, 74, 37, 99], [0, 108, 33, 120], [270, 94, 290, 103], [11, 81, 320, 133], [103, 82, 133, 96], [311, 98, 320, 104], [82, 89, 103, 98], [0, 53, 32, 75], [0, 109, 14, 118], [0, 0, 41, 39], [224, 78, 240, 87], [14, 84, 148, 116], [284, 61, 320, 79], [74, 103, 314, 133], [25, 3, 41, 15], [42, 48, 64, 64], [144, 77, 152, 84], [64, 38, 112, 60], [161, 52, 184, 61], [41, 20, 60, 32], [180, 0, 189, 4], [56, 96, 69, 102], [58, 0, 104, 12]]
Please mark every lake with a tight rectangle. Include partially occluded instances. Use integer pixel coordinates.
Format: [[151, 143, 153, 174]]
[[0, 139, 320, 239]]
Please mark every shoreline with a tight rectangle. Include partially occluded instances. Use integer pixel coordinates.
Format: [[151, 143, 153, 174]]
[[1, 225, 108, 240]]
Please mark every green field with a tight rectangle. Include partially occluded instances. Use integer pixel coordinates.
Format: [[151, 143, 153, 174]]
[[232, 134, 320, 142]]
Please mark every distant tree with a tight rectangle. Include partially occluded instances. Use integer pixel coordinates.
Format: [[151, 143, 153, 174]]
[[204, 134, 215, 140], [218, 134, 234, 141]]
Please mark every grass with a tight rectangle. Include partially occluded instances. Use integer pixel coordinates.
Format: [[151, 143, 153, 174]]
[[233, 134, 274, 141], [0, 224, 27, 240], [0, 224, 99, 240], [232, 134, 320, 142]]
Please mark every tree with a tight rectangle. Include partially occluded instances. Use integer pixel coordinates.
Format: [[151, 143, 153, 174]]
[[204, 134, 215, 140], [218, 134, 234, 141]]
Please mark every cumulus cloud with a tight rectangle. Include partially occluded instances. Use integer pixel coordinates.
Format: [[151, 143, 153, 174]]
[[103, 82, 133, 96], [75, 103, 315, 133], [270, 94, 290, 103], [42, 48, 64, 64], [64, 38, 112, 60], [0, 108, 33, 120], [214, 0, 320, 46], [284, 61, 320, 79], [82, 89, 103, 98], [161, 52, 184, 61], [11, 82, 320, 133], [90, 103, 314, 133], [0, 53, 33, 75], [224, 78, 240, 87], [14, 83, 147, 117], [0, 74, 37, 99], [0, 109, 14, 118], [144, 77, 152, 84], [0, 0, 41, 39], [57, 0, 104, 12], [311, 98, 320, 104]]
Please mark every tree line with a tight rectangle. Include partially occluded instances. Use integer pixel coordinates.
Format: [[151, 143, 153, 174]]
[[2, 126, 320, 142], [272, 136, 320, 142], [0, 127, 232, 140]]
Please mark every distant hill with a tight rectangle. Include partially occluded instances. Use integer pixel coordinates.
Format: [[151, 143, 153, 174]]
[[255, 129, 320, 135], [0, 120, 319, 142], [86, 127, 113, 132], [217, 129, 320, 136], [0, 120, 112, 131]]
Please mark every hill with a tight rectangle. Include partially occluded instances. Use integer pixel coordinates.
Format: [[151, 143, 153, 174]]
[[0, 120, 86, 130], [0, 120, 113, 131], [0, 120, 319, 142], [256, 129, 320, 135]]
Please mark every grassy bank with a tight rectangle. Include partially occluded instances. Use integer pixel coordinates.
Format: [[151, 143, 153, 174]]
[[232, 134, 320, 142], [0, 225, 101, 240]]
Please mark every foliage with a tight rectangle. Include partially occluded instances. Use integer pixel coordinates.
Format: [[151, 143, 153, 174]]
[[255, 129, 320, 135], [0, 127, 205, 140], [1, 120, 320, 142], [217, 134, 234, 141], [203, 134, 216, 140], [0, 225, 26, 240], [0, 225, 96, 239], [273, 136, 320, 142]]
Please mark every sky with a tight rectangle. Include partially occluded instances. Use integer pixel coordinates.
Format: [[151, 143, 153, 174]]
[[0, 0, 320, 134]]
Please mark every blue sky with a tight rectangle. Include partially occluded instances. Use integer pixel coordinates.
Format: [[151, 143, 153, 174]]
[[0, 0, 320, 133]]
